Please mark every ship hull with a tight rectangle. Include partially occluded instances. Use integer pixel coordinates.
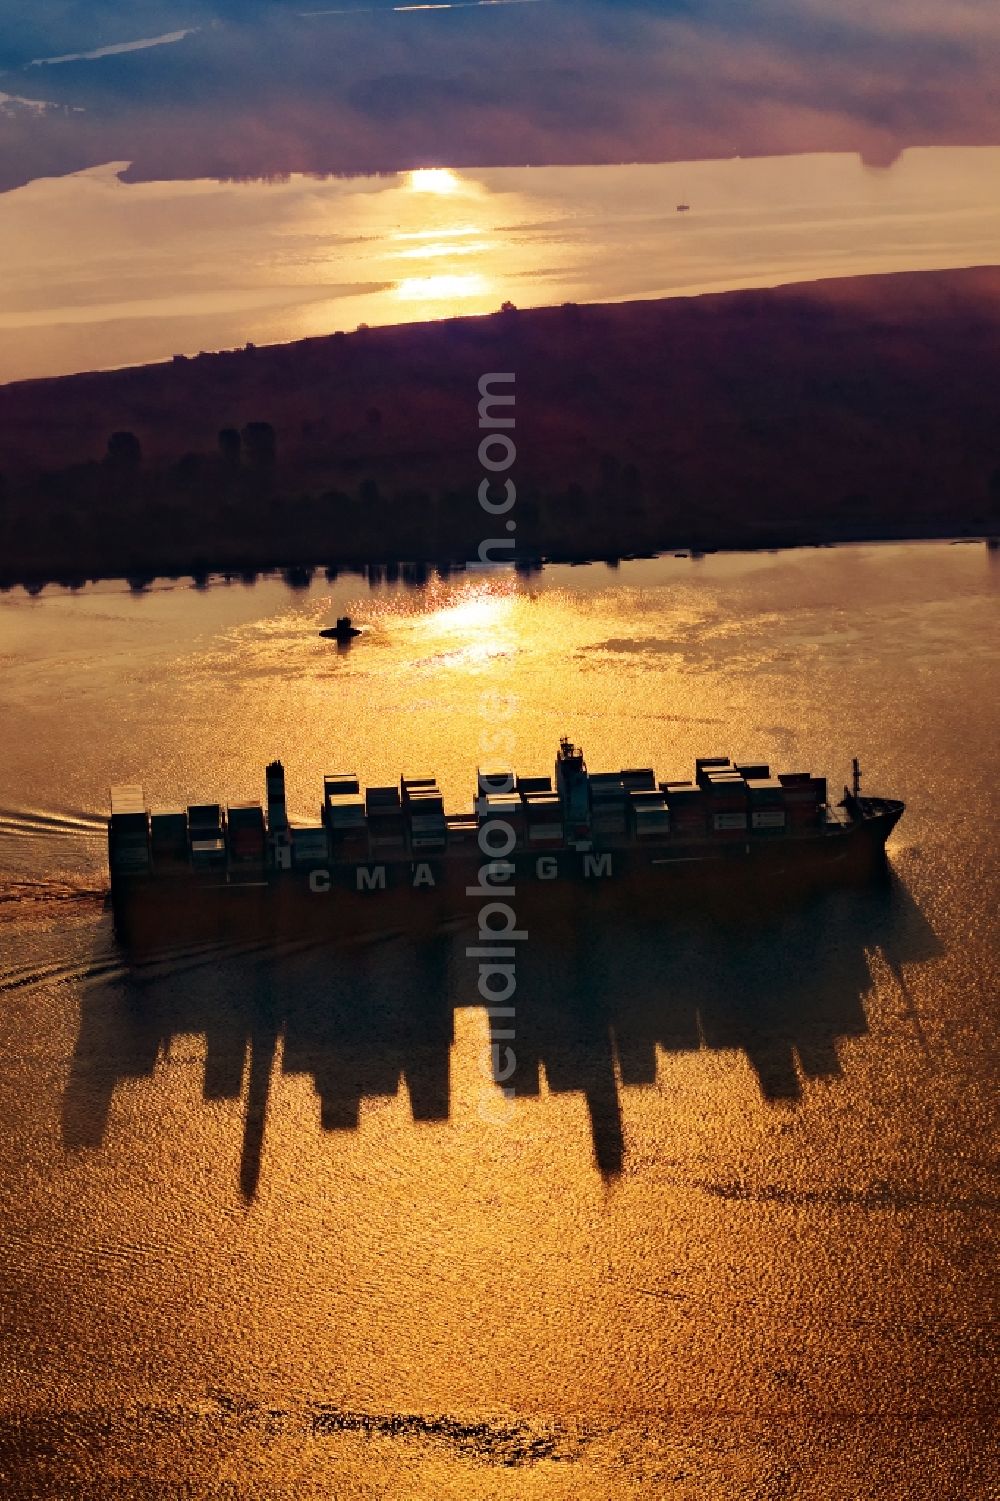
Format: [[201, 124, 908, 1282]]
[[109, 801, 904, 950]]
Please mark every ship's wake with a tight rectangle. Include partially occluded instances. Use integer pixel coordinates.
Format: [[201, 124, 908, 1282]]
[[0, 1397, 585, 1470], [0, 805, 106, 842], [0, 808, 107, 927]]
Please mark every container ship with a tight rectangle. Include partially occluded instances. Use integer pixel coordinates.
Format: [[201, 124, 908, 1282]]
[[107, 740, 905, 941]]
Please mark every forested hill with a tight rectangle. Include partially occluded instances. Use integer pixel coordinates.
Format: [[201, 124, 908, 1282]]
[[1, 266, 998, 583]]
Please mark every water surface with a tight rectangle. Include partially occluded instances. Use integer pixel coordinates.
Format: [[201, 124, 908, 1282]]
[[0, 542, 996, 1495], [3, 146, 1000, 381]]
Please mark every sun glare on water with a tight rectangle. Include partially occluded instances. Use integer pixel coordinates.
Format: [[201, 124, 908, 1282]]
[[390, 173, 496, 309], [395, 273, 490, 303], [396, 240, 493, 261], [404, 580, 522, 669], [406, 168, 464, 195], [429, 590, 513, 633]]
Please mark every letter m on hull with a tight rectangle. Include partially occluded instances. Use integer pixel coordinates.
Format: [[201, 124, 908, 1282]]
[[356, 865, 386, 891], [583, 853, 613, 878]]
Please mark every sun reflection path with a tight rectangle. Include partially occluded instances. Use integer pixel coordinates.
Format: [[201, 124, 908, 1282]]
[[394, 224, 484, 241], [396, 239, 494, 261], [391, 169, 506, 310], [426, 588, 514, 634], [390, 576, 523, 670], [406, 168, 464, 195], [395, 273, 489, 303]]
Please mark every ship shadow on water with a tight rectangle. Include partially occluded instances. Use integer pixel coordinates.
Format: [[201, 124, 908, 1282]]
[[63, 872, 941, 1199], [502, 873, 941, 1177]]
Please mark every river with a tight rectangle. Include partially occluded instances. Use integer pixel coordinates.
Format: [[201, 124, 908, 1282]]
[[3, 147, 1000, 382], [0, 541, 996, 1495]]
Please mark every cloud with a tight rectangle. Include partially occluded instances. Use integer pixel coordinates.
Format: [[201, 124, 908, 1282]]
[[0, 91, 57, 113], [0, 0, 997, 190], [301, 1, 545, 12], [27, 29, 200, 68], [0, 90, 84, 118]]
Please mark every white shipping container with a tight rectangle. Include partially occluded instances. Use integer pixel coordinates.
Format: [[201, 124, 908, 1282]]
[[110, 785, 146, 815], [752, 810, 787, 829]]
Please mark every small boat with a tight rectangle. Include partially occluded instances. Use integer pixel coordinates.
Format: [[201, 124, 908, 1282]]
[[676, 203, 690, 213], [319, 615, 362, 643]]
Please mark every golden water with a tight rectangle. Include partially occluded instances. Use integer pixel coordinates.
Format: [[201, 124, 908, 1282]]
[[0, 542, 996, 1495], [3, 147, 1000, 381]]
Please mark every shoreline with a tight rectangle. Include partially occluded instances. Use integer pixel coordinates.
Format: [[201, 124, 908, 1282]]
[[1, 529, 992, 596], [1, 266, 998, 586]]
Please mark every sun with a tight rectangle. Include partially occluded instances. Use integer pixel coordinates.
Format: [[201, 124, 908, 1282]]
[[406, 168, 463, 195]]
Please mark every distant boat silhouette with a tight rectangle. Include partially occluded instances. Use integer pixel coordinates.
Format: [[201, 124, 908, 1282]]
[[676, 203, 691, 213], [319, 615, 362, 642]]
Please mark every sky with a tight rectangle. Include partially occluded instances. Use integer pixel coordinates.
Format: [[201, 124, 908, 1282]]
[[1, 0, 999, 191], [2, 0, 998, 381]]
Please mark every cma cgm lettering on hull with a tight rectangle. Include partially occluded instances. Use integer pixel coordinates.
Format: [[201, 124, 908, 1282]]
[[307, 851, 614, 892]]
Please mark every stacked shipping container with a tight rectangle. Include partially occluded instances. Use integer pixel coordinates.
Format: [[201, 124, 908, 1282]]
[[109, 786, 150, 872], [111, 745, 833, 876], [188, 802, 226, 869], [403, 776, 447, 852]]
